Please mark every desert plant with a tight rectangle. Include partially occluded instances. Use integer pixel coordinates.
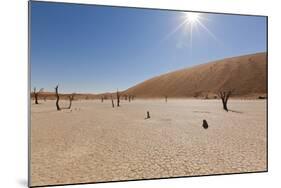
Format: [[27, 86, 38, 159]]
[[202, 119, 208, 129], [117, 89, 120, 107], [33, 87, 44, 104], [258, 96, 267, 99], [146, 111, 150, 119], [218, 90, 233, 112], [55, 85, 61, 111]]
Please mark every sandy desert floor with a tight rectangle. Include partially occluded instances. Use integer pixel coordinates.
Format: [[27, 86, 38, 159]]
[[30, 99, 267, 186]]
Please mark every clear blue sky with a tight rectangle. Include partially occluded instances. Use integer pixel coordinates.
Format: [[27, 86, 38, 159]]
[[30, 1, 267, 93]]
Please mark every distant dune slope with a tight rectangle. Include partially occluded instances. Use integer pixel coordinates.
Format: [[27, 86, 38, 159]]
[[123, 52, 267, 98]]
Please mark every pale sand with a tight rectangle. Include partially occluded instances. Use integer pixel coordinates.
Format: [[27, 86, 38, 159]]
[[30, 99, 267, 186]]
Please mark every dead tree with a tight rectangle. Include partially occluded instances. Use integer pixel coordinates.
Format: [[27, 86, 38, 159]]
[[128, 95, 131, 102], [101, 96, 104, 103], [67, 93, 75, 109], [205, 93, 209, 99], [55, 85, 61, 111], [218, 90, 233, 112], [165, 96, 168, 103], [111, 95, 114, 108], [33, 87, 43, 104], [117, 90, 120, 107]]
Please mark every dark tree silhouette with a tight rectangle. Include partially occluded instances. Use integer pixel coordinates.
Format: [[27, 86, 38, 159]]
[[33, 87, 43, 104], [205, 93, 209, 99], [101, 96, 104, 103], [55, 85, 61, 111], [146, 111, 150, 119], [128, 95, 131, 102], [165, 96, 168, 103], [218, 90, 233, 112], [111, 95, 114, 108], [117, 90, 120, 107]]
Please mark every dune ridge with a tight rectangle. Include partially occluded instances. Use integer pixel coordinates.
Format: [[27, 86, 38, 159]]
[[123, 52, 267, 98]]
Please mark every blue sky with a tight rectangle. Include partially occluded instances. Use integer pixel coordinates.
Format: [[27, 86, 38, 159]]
[[30, 1, 267, 93]]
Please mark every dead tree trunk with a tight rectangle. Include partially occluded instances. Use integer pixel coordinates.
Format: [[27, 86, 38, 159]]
[[33, 88, 38, 104], [165, 96, 167, 103], [218, 90, 233, 112], [117, 90, 120, 107], [111, 95, 114, 108], [128, 95, 131, 102], [33, 87, 43, 104], [205, 93, 209, 99], [67, 93, 75, 109], [55, 85, 61, 111], [101, 96, 104, 103]]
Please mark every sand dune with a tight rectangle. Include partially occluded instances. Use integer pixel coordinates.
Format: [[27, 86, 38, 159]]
[[32, 52, 267, 100], [123, 52, 267, 98]]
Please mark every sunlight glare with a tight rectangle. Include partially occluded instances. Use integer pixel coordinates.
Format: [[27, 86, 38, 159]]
[[184, 12, 200, 24]]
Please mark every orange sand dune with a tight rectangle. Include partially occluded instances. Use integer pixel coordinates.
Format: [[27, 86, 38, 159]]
[[32, 52, 267, 100], [123, 52, 267, 98]]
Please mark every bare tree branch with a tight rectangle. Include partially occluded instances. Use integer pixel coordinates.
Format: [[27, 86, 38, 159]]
[[55, 85, 60, 111], [67, 93, 75, 109], [117, 89, 120, 107], [111, 95, 114, 108], [33, 87, 44, 104], [218, 89, 234, 112]]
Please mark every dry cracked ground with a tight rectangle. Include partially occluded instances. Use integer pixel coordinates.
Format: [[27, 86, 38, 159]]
[[30, 99, 267, 186]]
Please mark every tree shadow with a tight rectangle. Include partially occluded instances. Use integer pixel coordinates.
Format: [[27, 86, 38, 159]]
[[228, 109, 243, 114]]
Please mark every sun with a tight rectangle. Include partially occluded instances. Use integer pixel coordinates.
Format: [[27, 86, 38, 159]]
[[163, 11, 219, 48], [184, 12, 200, 24]]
